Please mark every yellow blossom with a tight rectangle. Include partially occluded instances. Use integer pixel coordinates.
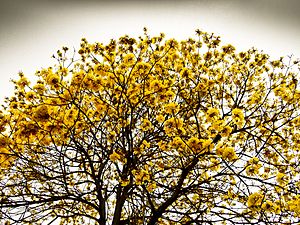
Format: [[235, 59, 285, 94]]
[[109, 151, 121, 162], [33, 105, 50, 122], [180, 68, 193, 79], [276, 172, 289, 186], [46, 73, 60, 87], [216, 145, 237, 161], [247, 192, 264, 210], [164, 102, 179, 114], [262, 200, 274, 212], [0, 147, 14, 168], [220, 125, 232, 137], [206, 108, 220, 122], [156, 114, 165, 123], [140, 118, 152, 131], [287, 196, 300, 215], [232, 108, 244, 127]]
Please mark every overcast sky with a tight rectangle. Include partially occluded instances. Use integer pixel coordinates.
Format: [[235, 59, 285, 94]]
[[0, 0, 300, 102]]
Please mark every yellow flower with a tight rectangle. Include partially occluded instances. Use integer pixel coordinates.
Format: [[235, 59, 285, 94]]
[[232, 108, 244, 119], [46, 73, 60, 87], [208, 126, 218, 138], [150, 79, 164, 92], [216, 145, 237, 161], [146, 182, 157, 192], [157, 93, 168, 102], [220, 126, 232, 137], [249, 157, 259, 164], [271, 60, 281, 68], [142, 140, 150, 148], [247, 93, 261, 105], [247, 192, 264, 209], [33, 82, 46, 94], [17, 77, 30, 88], [140, 118, 152, 131], [262, 200, 274, 212], [0, 136, 10, 148], [204, 51, 213, 61], [156, 114, 165, 123], [109, 151, 121, 162], [123, 53, 136, 66], [59, 67, 68, 76], [164, 102, 179, 114], [0, 147, 14, 168], [216, 73, 225, 83], [287, 196, 300, 215], [206, 79, 215, 88], [222, 147, 237, 161], [222, 44, 235, 54], [232, 108, 244, 127], [195, 82, 207, 92], [25, 91, 36, 101], [180, 68, 192, 79], [276, 172, 289, 185], [210, 157, 221, 171], [245, 157, 262, 175], [202, 139, 213, 152], [206, 108, 220, 122], [33, 105, 50, 122], [120, 179, 130, 186], [210, 119, 224, 131], [187, 136, 199, 148], [133, 169, 150, 185], [165, 90, 175, 100], [135, 62, 151, 73], [246, 165, 260, 176], [158, 141, 168, 151], [171, 137, 185, 149], [82, 72, 96, 89], [64, 107, 79, 126], [164, 117, 183, 136], [186, 137, 211, 154], [9, 101, 19, 111]]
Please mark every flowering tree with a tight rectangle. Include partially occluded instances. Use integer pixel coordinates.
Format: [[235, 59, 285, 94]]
[[0, 28, 300, 225]]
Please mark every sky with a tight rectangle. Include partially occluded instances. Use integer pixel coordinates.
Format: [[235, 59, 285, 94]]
[[0, 0, 300, 102]]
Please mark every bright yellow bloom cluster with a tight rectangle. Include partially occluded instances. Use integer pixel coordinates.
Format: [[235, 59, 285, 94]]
[[33, 105, 50, 122], [109, 151, 122, 162], [206, 108, 220, 122], [247, 192, 282, 214], [219, 125, 232, 137], [186, 137, 213, 154], [164, 117, 184, 136], [164, 102, 179, 114], [287, 196, 300, 216], [232, 108, 244, 127], [247, 192, 264, 210], [261, 200, 275, 212], [132, 168, 150, 185], [171, 137, 186, 150], [246, 157, 262, 176], [276, 172, 289, 186], [156, 114, 165, 123], [216, 145, 237, 161], [0, 147, 14, 169], [139, 118, 153, 131]]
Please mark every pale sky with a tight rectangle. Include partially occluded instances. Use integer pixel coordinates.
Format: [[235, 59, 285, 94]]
[[1, 0, 300, 102]]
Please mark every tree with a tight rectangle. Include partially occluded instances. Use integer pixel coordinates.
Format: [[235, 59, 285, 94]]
[[0, 28, 300, 225]]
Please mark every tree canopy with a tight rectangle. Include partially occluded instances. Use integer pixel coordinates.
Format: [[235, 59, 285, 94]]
[[0, 28, 300, 225]]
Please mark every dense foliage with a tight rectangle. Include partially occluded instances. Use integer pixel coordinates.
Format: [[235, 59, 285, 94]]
[[0, 28, 300, 225]]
